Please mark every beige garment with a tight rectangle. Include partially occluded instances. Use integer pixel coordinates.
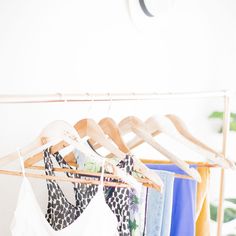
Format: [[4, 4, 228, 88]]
[[195, 167, 211, 236]]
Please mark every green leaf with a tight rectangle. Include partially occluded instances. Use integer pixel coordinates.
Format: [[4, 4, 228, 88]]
[[210, 204, 218, 221], [230, 121, 236, 132], [209, 111, 236, 120], [230, 112, 236, 120], [132, 195, 139, 204], [209, 111, 236, 133], [129, 219, 138, 231], [210, 203, 236, 223], [209, 111, 224, 119], [224, 207, 236, 222], [226, 198, 236, 204]]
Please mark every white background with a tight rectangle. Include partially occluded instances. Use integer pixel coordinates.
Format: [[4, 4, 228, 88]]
[[0, 0, 236, 235]]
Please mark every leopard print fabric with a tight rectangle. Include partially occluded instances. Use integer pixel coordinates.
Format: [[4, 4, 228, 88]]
[[104, 155, 134, 236], [53, 151, 134, 236], [43, 149, 82, 231], [53, 151, 98, 211]]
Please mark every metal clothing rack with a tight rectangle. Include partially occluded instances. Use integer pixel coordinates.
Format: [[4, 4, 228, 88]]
[[0, 90, 232, 236], [0, 90, 231, 103]]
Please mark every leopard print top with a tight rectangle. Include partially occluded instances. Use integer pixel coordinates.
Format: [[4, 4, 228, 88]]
[[44, 149, 81, 231], [46, 148, 134, 236], [53, 151, 134, 236]]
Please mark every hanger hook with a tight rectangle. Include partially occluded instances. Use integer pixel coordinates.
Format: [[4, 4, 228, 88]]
[[107, 93, 112, 117], [86, 93, 94, 118], [57, 92, 67, 103], [57, 92, 62, 102], [62, 93, 68, 103], [132, 92, 137, 115]]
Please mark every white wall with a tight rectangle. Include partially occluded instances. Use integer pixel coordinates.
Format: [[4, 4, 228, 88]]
[[0, 0, 235, 93], [0, 0, 236, 235]]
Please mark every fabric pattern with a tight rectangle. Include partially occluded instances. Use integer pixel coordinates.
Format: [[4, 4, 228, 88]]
[[53, 150, 136, 236], [44, 149, 81, 231], [53, 151, 98, 211], [104, 155, 133, 235], [11, 156, 119, 236], [138, 186, 148, 236]]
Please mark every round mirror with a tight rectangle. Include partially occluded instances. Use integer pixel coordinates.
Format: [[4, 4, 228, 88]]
[[139, 0, 170, 17]]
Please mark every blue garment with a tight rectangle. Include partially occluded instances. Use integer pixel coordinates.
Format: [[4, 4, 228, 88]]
[[146, 164, 197, 236], [145, 170, 174, 236]]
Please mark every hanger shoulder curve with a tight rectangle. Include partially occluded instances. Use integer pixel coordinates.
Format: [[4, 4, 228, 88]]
[[119, 116, 201, 182], [0, 120, 78, 167], [166, 114, 234, 168], [99, 117, 130, 153], [74, 118, 126, 160]]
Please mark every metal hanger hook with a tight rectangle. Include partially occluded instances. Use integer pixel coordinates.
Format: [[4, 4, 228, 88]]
[[57, 92, 67, 103], [107, 93, 112, 117], [86, 93, 94, 118], [132, 92, 138, 114]]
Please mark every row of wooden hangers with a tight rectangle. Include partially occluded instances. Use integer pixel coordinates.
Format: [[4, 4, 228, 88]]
[[0, 114, 234, 192]]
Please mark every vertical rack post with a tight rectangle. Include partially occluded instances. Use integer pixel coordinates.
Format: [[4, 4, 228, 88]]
[[217, 94, 231, 236]]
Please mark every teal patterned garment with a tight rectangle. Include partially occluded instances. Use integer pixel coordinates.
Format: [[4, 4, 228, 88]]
[[74, 147, 145, 236], [129, 189, 140, 235], [54, 149, 133, 235]]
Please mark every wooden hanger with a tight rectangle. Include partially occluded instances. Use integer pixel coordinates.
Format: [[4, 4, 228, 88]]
[[28, 164, 158, 188], [93, 94, 129, 152], [126, 115, 234, 169], [0, 121, 134, 187], [74, 118, 164, 190], [119, 116, 202, 182], [165, 114, 234, 168], [92, 117, 165, 190], [0, 169, 131, 188], [0, 120, 76, 167], [90, 117, 130, 153], [0, 120, 154, 190], [74, 118, 127, 160]]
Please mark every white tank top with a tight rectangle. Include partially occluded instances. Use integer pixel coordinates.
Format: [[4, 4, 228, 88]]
[[11, 152, 119, 236]]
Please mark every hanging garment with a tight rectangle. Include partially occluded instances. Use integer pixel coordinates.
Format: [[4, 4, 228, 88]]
[[52, 147, 141, 236], [74, 141, 144, 236], [100, 154, 135, 236], [52, 150, 98, 215], [138, 186, 148, 235], [145, 170, 175, 236], [11, 151, 119, 236], [195, 167, 211, 236], [76, 140, 145, 236], [146, 164, 197, 236], [44, 149, 82, 230]]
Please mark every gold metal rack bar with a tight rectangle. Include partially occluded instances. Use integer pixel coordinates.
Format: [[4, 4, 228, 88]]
[[0, 90, 231, 104]]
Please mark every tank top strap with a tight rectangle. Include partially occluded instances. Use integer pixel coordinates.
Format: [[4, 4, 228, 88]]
[[43, 148, 55, 177], [17, 148, 25, 177], [53, 151, 78, 179], [101, 159, 105, 185]]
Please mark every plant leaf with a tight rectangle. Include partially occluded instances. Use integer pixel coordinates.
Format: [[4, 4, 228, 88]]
[[230, 112, 236, 120], [210, 204, 217, 221], [224, 207, 236, 222], [209, 111, 224, 119], [226, 198, 236, 204], [230, 121, 236, 132], [210, 203, 236, 223]]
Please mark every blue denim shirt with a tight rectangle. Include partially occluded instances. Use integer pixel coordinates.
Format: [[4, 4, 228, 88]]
[[145, 169, 174, 236], [146, 164, 197, 236]]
